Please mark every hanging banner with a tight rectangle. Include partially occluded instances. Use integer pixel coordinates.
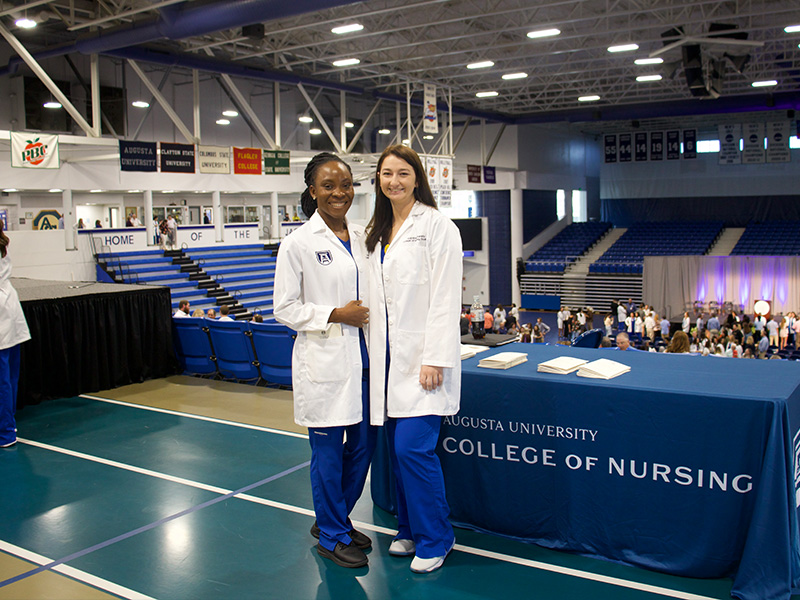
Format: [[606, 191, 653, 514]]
[[426, 156, 438, 190], [618, 133, 632, 162], [666, 131, 680, 160], [423, 83, 438, 134], [198, 145, 231, 174], [119, 140, 157, 172], [683, 129, 697, 159], [742, 123, 765, 164], [766, 121, 791, 163], [439, 157, 452, 208], [11, 132, 59, 169], [649, 131, 664, 161], [160, 142, 196, 173], [483, 166, 496, 184], [719, 124, 741, 165], [604, 134, 617, 163], [263, 150, 291, 174], [467, 164, 482, 183], [233, 147, 262, 175], [634, 132, 648, 162]]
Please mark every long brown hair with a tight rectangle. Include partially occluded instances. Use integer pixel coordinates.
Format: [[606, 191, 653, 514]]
[[0, 218, 8, 259], [365, 145, 437, 253], [667, 330, 690, 353]]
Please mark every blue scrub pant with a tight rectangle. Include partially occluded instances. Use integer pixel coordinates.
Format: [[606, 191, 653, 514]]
[[307, 375, 377, 551], [0, 345, 21, 446], [386, 415, 454, 559]]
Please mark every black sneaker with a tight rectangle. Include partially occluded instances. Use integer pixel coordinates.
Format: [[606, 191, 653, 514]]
[[310, 521, 372, 549], [317, 541, 368, 568]]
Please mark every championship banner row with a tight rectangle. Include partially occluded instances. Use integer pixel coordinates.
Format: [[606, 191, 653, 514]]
[[120, 142, 291, 175], [604, 130, 697, 164], [718, 122, 792, 165]]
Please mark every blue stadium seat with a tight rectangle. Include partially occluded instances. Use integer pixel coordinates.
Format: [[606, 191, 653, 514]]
[[250, 321, 295, 386], [172, 317, 217, 376], [206, 319, 260, 382], [572, 328, 604, 348]]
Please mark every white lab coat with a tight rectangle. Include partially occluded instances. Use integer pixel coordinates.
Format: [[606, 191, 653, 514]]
[[272, 211, 369, 428], [0, 254, 30, 351], [367, 202, 462, 424]]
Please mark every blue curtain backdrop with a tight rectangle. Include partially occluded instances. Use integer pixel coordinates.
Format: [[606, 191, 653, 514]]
[[475, 190, 511, 306]]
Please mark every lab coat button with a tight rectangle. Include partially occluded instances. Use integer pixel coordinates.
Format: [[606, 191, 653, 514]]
[[388, 320, 394, 326], [386, 298, 392, 304]]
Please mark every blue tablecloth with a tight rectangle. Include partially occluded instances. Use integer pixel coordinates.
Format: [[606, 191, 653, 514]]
[[371, 344, 800, 600]]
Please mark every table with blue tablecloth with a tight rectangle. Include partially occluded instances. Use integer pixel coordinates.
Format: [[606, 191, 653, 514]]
[[371, 344, 800, 600]]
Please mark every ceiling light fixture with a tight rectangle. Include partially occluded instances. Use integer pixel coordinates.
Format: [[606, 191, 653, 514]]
[[298, 115, 313, 123], [634, 57, 664, 65], [344, 122, 355, 128], [423, 135, 434, 140], [131, 100, 150, 108], [332, 23, 364, 35], [90, 189, 103, 193], [309, 128, 322, 135], [467, 61, 495, 69], [578, 95, 601, 102], [378, 129, 391, 135], [502, 72, 528, 80], [222, 110, 238, 118], [333, 58, 360, 67], [216, 119, 230, 125], [15, 17, 36, 29], [608, 43, 639, 53], [636, 74, 662, 82], [49, 188, 63, 193], [3, 188, 18, 193], [527, 28, 560, 39], [476, 91, 499, 98], [752, 80, 777, 87], [784, 25, 800, 33], [43, 101, 62, 109]]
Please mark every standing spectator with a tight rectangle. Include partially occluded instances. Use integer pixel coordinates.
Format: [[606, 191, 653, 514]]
[[644, 312, 655, 341], [576, 309, 586, 333], [483, 308, 493, 334], [681, 311, 691, 334], [793, 314, 800, 349], [753, 312, 767, 341], [533, 325, 544, 343], [626, 298, 637, 314], [508, 303, 519, 322], [787, 312, 796, 348], [757, 333, 770, 358], [767, 316, 779, 347], [94, 219, 102, 228], [536, 318, 550, 341], [520, 324, 532, 343], [696, 314, 704, 337], [557, 307, 564, 339], [660, 315, 671, 339], [0, 219, 31, 448], [166, 214, 177, 250], [604, 314, 614, 337], [617, 302, 627, 331], [493, 305, 506, 333], [633, 313, 643, 341], [706, 312, 720, 333]]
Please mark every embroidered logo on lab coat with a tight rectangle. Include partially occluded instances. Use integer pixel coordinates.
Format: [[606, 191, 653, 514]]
[[315, 250, 333, 265], [404, 235, 427, 244]]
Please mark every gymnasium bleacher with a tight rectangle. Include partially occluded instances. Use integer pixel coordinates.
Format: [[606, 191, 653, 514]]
[[96, 243, 279, 320], [730, 221, 800, 255], [525, 221, 612, 273], [589, 221, 724, 274]]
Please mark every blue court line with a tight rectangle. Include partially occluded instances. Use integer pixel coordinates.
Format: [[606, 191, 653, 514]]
[[0, 459, 311, 589]]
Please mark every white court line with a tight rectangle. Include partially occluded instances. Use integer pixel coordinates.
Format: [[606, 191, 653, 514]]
[[18, 438, 722, 600], [79, 394, 309, 439], [0, 539, 156, 600]]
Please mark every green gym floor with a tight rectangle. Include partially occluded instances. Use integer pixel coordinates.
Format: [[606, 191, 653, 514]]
[[0, 376, 792, 600]]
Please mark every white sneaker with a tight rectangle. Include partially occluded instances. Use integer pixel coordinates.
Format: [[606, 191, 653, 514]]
[[410, 539, 455, 574], [388, 538, 415, 556]]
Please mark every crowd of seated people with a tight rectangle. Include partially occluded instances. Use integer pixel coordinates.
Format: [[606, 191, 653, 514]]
[[173, 299, 266, 323]]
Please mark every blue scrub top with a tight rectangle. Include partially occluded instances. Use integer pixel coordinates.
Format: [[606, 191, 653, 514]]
[[338, 238, 369, 369]]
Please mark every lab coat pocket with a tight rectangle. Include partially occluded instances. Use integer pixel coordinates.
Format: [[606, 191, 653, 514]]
[[304, 331, 349, 383], [393, 328, 424, 375], [396, 247, 429, 285]]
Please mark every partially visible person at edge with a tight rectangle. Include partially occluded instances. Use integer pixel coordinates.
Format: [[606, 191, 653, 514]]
[[365, 144, 462, 574], [273, 152, 376, 569], [0, 220, 31, 448]]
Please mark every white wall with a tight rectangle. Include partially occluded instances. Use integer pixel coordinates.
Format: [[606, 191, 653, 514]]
[[6, 229, 95, 280]]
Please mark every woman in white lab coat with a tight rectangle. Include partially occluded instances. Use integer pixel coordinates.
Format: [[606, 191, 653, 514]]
[[273, 153, 376, 569], [365, 145, 463, 574], [0, 219, 31, 448]]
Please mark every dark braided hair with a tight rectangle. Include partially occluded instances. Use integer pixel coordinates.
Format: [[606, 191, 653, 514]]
[[0, 218, 8, 259], [300, 152, 353, 218]]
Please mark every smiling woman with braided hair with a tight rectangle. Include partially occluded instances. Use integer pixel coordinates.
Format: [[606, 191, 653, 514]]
[[273, 152, 377, 569]]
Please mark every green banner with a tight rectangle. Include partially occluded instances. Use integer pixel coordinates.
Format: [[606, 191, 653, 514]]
[[263, 150, 290, 174]]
